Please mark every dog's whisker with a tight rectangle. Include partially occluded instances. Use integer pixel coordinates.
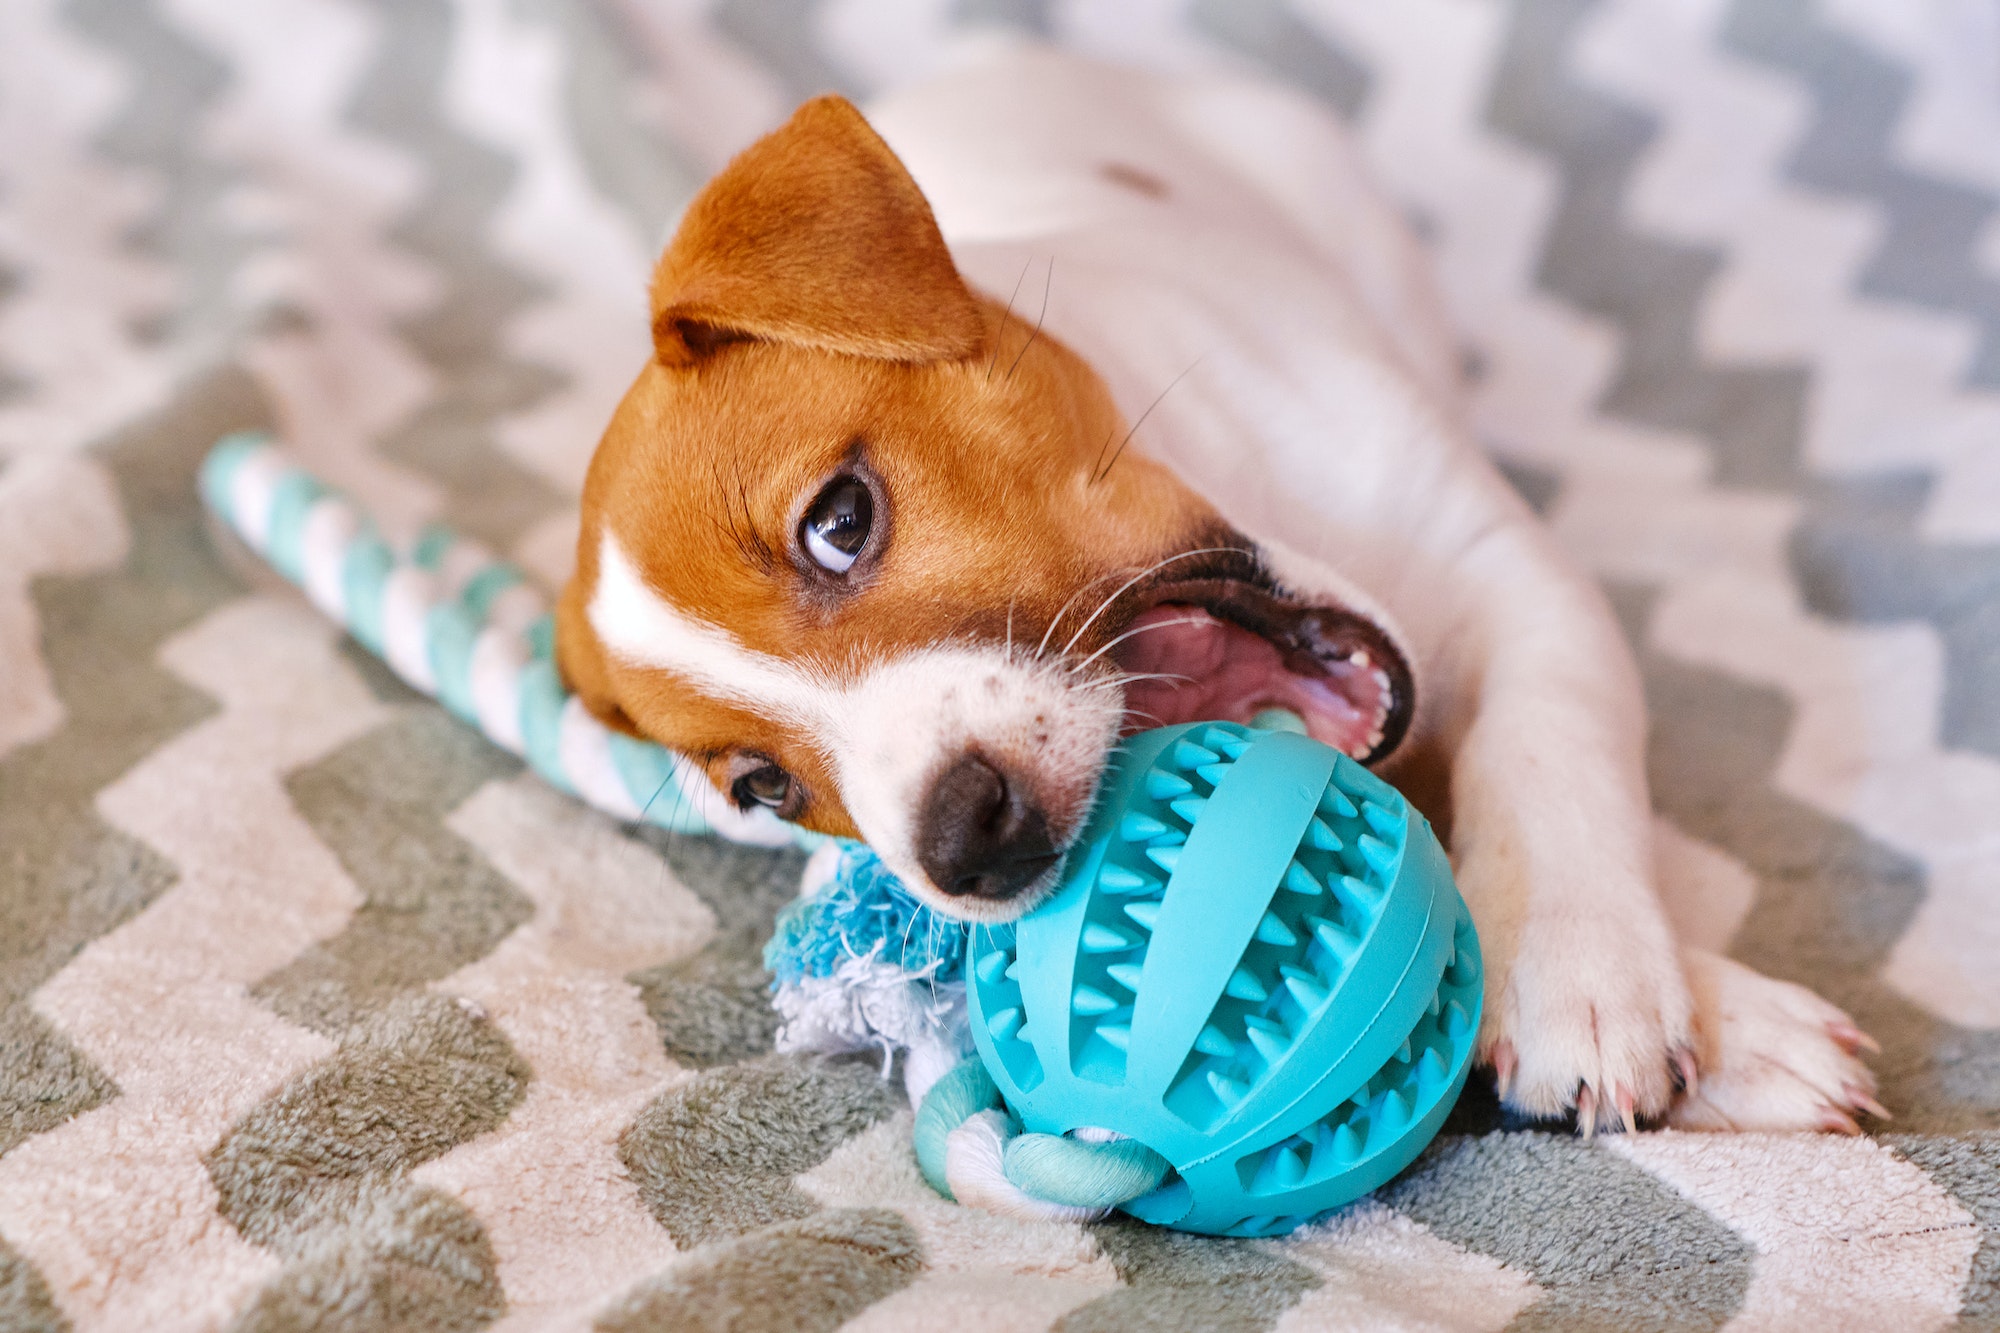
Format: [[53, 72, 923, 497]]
[[1058, 546, 1241, 660], [1077, 670, 1194, 691], [1035, 567, 1130, 660], [1069, 610, 1213, 675], [1091, 354, 1204, 485], [1004, 257, 1053, 382], [985, 256, 1034, 382]]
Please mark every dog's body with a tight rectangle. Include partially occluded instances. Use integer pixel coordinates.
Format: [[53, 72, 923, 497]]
[[560, 47, 1879, 1145]]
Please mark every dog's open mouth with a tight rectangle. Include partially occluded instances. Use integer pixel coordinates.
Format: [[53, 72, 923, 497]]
[[1106, 565, 1415, 765]]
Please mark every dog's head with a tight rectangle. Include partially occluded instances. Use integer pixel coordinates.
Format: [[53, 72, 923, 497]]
[[557, 96, 1414, 920]]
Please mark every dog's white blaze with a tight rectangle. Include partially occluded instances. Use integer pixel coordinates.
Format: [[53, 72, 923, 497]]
[[589, 531, 842, 731], [588, 529, 1121, 911]]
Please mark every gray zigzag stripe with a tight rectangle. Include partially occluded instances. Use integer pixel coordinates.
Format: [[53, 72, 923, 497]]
[[207, 992, 529, 1332], [1491, 0, 1808, 490], [0, 12, 265, 1326], [187, 3, 572, 1320], [1484, 0, 1998, 1120], [1791, 472, 2000, 760], [1714, 0, 2000, 763], [0, 1232, 67, 1333], [1472, 0, 2000, 1312], [1190, 0, 1371, 120], [712, 0, 858, 103], [522, 0, 703, 248], [1055, 1221, 1319, 1333], [347, 0, 566, 551], [1387, 1131, 1749, 1331], [596, 1207, 923, 1333], [0, 264, 28, 406], [626, 829, 809, 1070], [1725, 0, 2000, 390], [254, 708, 532, 1035], [66, 0, 254, 355]]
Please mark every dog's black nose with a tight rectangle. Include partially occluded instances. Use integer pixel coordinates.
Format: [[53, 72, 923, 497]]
[[916, 753, 1058, 900]]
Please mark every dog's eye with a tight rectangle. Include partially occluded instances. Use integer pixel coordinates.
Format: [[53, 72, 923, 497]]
[[730, 761, 794, 813], [801, 475, 873, 574]]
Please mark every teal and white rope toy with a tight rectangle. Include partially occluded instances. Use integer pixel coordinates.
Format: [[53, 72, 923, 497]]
[[200, 435, 1480, 1238], [200, 432, 809, 849]]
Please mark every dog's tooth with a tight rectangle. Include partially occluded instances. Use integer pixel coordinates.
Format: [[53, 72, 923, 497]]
[[1351, 649, 1371, 669]]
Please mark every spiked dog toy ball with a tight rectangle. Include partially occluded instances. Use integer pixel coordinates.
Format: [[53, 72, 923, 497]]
[[917, 718, 1482, 1237]]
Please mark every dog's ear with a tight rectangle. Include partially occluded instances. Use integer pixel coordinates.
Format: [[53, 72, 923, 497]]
[[650, 95, 984, 367]]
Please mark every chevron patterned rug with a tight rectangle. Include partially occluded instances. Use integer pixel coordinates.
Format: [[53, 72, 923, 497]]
[[4, 0, 1999, 1329]]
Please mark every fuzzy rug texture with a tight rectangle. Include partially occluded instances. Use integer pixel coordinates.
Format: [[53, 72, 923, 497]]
[[3, 0, 1999, 1329]]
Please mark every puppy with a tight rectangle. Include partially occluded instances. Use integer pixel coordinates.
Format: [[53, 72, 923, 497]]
[[558, 48, 1880, 1138]]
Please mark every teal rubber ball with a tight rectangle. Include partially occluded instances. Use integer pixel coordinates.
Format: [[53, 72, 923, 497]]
[[964, 721, 1482, 1237]]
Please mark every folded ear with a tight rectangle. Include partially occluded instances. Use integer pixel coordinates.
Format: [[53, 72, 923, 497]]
[[651, 95, 985, 368]]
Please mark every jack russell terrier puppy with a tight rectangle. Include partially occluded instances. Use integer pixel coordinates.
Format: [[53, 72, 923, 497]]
[[557, 48, 1882, 1143]]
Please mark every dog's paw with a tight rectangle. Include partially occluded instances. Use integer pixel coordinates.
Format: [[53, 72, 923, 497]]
[[1666, 949, 1885, 1133], [1479, 910, 1695, 1135]]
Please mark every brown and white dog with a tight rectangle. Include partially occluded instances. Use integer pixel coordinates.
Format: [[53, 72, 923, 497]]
[[557, 48, 1881, 1144]]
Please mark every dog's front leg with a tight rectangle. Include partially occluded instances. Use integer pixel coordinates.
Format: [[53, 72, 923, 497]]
[[1437, 531, 1694, 1132]]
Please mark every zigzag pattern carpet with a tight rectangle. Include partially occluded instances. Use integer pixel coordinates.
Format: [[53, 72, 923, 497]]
[[3, 0, 1998, 1328]]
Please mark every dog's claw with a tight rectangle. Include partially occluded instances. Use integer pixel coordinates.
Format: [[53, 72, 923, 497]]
[[1491, 1040, 1517, 1103], [1616, 1084, 1638, 1135], [1671, 1046, 1699, 1098], [1576, 1084, 1597, 1139], [1848, 1086, 1891, 1121], [1829, 1021, 1881, 1057], [1819, 1108, 1862, 1135]]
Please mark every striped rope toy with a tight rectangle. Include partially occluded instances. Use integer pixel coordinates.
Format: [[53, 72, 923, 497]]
[[198, 432, 817, 852]]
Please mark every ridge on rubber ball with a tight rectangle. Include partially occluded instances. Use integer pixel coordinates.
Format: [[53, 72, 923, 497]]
[[965, 720, 1482, 1237]]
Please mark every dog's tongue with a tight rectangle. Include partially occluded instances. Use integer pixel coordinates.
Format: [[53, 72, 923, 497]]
[[1113, 605, 1388, 758]]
